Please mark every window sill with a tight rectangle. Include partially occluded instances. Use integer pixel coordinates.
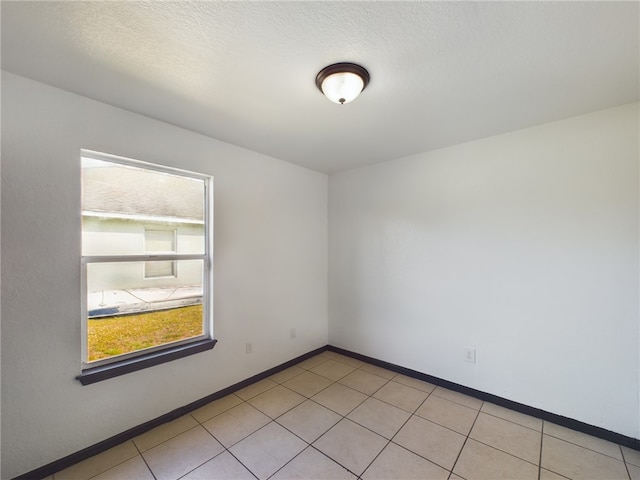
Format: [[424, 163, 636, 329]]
[[76, 338, 217, 385]]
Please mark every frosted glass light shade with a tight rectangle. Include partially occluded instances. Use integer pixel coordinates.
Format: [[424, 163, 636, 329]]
[[321, 72, 365, 104], [316, 63, 370, 105]]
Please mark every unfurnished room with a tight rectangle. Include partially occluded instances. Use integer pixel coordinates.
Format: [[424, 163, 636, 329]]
[[1, 1, 639, 479]]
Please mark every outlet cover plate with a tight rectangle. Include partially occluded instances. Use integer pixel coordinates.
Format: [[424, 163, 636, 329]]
[[464, 348, 476, 364]]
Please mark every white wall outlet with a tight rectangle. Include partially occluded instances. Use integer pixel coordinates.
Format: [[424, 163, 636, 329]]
[[290, 328, 297, 339], [464, 348, 476, 364], [246, 342, 253, 354]]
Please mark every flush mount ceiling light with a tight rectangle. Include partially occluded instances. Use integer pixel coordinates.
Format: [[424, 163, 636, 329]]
[[316, 62, 370, 105]]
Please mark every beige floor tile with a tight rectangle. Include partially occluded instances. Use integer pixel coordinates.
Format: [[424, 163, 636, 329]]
[[296, 355, 330, 370], [283, 371, 333, 397], [191, 394, 243, 423], [277, 400, 342, 443], [469, 412, 541, 464], [416, 395, 478, 435], [134, 414, 199, 452], [143, 426, 224, 480], [541, 434, 629, 480], [90, 456, 154, 480], [453, 439, 538, 480], [431, 387, 483, 410], [449, 475, 465, 480], [373, 381, 428, 412], [539, 468, 569, 480], [230, 422, 306, 479], [330, 354, 365, 368], [317, 350, 336, 359], [393, 415, 465, 470], [235, 378, 278, 401], [271, 446, 357, 480], [543, 422, 623, 460], [359, 363, 397, 379], [314, 419, 388, 476], [248, 384, 305, 418], [312, 383, 368, 416], [338, 369, 389, 395], [270, 366, 306, 384], [347, 397, 411, 439], [362, 442, 449, 480], [622, 445, 640, 467], [202, 402, 270, 447], [628, 463, 640, 480], [393, 374, 436, 393], [311, 360, 357, 381], [181, 451, 254, 480], [480, 402, 542, 431], [54, 441, 139, 480]]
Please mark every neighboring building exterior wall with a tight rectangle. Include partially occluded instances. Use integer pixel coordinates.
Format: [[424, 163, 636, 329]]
[[83, 216, 204, 291]]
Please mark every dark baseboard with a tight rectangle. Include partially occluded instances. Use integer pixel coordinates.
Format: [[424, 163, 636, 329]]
[[327, 345, 640, 452], [16, 343, 640, 479], [14, 346, 328, 480]]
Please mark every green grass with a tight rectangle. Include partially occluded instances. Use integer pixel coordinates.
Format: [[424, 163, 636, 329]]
[[88, 305, 203, 362]]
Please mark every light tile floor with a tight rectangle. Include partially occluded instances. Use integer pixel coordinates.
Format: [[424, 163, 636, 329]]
[[51, 351, 639, 480]]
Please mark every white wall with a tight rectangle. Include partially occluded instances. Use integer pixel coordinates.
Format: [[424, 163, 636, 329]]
[[329, 103, 640, 439], [1, 72, 328, 479]]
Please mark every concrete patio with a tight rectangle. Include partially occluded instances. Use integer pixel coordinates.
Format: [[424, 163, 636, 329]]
[[88, 285, 203, 318]]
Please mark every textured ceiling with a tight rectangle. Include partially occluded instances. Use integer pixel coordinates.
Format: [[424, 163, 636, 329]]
[[2, 1, 638, 173]]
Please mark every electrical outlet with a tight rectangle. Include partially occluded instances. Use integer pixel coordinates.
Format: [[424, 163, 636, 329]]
[[246, 342, 253, 354], [290, 328, 297, 339], [464, 348, 476, 364]]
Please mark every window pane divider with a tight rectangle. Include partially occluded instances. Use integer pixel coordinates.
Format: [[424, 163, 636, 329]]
[[82, 254, 206, 263]]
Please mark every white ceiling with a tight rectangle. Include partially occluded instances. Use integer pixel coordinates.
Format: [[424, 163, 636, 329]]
[[2, 1, 638, 174]]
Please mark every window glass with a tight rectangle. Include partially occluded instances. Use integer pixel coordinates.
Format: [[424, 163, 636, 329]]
[[82, 158, 205, 256], [86, 260, 204, 362]]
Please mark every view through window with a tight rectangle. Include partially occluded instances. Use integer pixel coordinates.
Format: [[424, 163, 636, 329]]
[[81, 151, 212, 368]]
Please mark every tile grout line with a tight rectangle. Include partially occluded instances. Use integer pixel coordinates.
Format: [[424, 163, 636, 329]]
[[360, 388, 435, 478], [542, 430, 629, 463], [173, 418, 252, 480], [130, 438, 157, 480], [274, 365, 372, 476], [308, 444, 361, 479], [79, 440, 149, 480], [309, 363, 400, 478], [212, 417, 306, 479], [194, 365, 359, 465], [448, 399, 484, 478], [223, 447, 260, 480], [621, 444, 633, 480], [537, 421, 543, 480], [268, 372, 368, 479], [478, 405, 544, 433], [374, 387, 477, 475], [272, 414, 354, 478], [174, 450, 226, 480], [407, 396, 483, 439], [466, 436, 543, 468]]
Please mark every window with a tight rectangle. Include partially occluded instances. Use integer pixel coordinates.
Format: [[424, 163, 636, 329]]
[[78, 150, 215, 384]]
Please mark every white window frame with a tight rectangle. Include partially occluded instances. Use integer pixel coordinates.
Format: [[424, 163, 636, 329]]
[[80, 149, 214, 377]]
